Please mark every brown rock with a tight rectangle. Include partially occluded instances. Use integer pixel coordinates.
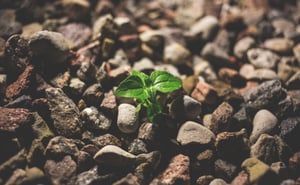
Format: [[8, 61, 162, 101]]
[[264, 38, 294, 54], [196, 175, 214, 185], [150, 154, 190, 185], [44, 155, 77, 185], [5, 65, 35, 100], [45, 136, 79, 159], [289, 151, 300, 177], [191, 81, 218, 105], [92, 133, 122, 149], [77, 150, 93, 173], [218, 68, 246, 87], [4, 168, 26, 185], [230, 170, 249, 185], [210, 102, 234, 134], [0, 107, 33, 133], [100, 90, 117, 116]]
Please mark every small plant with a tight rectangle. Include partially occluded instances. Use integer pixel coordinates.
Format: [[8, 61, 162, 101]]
[[115, 70, 182, 122]]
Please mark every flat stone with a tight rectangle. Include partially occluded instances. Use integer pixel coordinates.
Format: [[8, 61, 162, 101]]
[[44, 155, 77, 185], [0, 107, 33, 133], [93, 145, 137, 168], [82, 84, 104, 106], [150, 154, 190, 185], [45, 136, 79, 159], [5, 65, 35, 100], [246, 68, 279, 81], [75, 166, 116, 185], [210, 102, 234, 134], [214, 159, 238, 182], [117, 103, 139, 134], [264, 38, 294, 54], [80, 106, 112, 131], [247, 48, 280, 69], [177, 121, 215, 146], [234, 36, 256, 59], [21, 22, 42, 40], [77, 61, 97, 83], [100, 90, 117, 116], [29, 31, 70, 64], [250, 109, 278, 144], [46, 87, 82, 138]]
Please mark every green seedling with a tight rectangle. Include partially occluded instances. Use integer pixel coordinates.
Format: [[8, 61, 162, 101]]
[[114, 70, 182, 122]]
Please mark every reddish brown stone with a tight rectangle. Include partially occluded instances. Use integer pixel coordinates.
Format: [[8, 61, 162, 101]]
[[0, 107, 33, 133], [230, 170, 249, 185], [150, 154, 190, 185], [211, 102, 234, 134], [100, 90, 117, 115], [5, 65, 35, 100], [191, 81, 218, 105], [218, 68, 246, 87]]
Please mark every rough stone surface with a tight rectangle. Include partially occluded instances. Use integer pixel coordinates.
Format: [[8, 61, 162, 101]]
[[80, 106, 112, 131], [188, 15, 219, 41], [210, 102, 234, 134], [279, 117, 300, 150], [191, 81, 218, 105], [92, 133, 122, 149], [247, 48, 280, 69], [177, 121, 215, 146], [45, 136, 79, 159], [117, 103, 139, 134], [45, 87, 82, 138]]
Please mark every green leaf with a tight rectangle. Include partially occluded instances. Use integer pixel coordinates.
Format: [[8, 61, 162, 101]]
[[114, 75, 149, 100], [131, 71, 151, 87], [150, 71, 182, 93]]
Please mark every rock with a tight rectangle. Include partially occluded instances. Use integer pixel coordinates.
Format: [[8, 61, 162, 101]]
[[92, 134, 122, 149], [50, 71, 71, 89], [68, 78, 86, 97], [241, 158, 279, 185], [138, 122, 159, 145], [4, 168, 26, 185], [169, 95, 202, 121], [209, 178, 227, 185], [46, 87, 82, 138], [280, 179, 296, 185], [250, 109, 278, 144], [243, 80, 287, 114], [115, 17, 136, 35], [113, 173, 140, 185], [246, 68, 279, 81], [44, 155, 77, 185], [286, 71, 300, 90], [201, 43, 231, 68], [58, 23, 92, 49], [150, 154, 190, 185], [251, 134, 291, 165], [193, 57, 217, 83], [215, 129, 250, 163], [182, 75, 198, 95], [264, 38, 294, 54], [93, 145, 137, 168], [280, 117, 300, 150], [234, 36, 256, 59], [117, 103, 139, 134], [188, 15, 219, 41], [0, 107, 33, 135], [230, 170, 249, 185], [29, 31, 70, 65], [0, 74, 6, 99], [21, 22, 42, 39], [272, 18, 295, 38], [128, 138, 148, 155], [191, 81, 218, 105], [193, 149, 215, 176], [108, 49, 129, 68], [218, 68, 246, 87], [45, 136, 79, 159], [177, 121, 215, 146], [277, 57, 298, 82], [293, 44, 300, 63], [80, 106, 112, 131], [0, 10, 22, 38], [82, 84, 104, 107], [75, 166, 116, 185], [196, 175, 214, 185], [231, 107, 251, 132], [210, 102, 234, 134], [100, 90, 117, 116], [132, 58, 155, 72], [214, 159, 238, 182], [4, 95, 32, 109], [270, 162, 289, 179], [5, 167, 46, 185], [77, 61, 97, 83], [163, 42, 191, 66], [139, 30, 164, 56], [5, 65, 35, 100], [77, 151, 93, 173], [289, 151, 300, 177], [62, 0, 90, 21], [247, 48, 280, 69]]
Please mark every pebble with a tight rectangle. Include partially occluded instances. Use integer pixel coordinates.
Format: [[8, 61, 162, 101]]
[[271, 162, 289, 179], [163, 42, 192, 66], [250, 109, 278, 144], [138, 122, 159, 145], [45, 136, 79, 159], [75, 166, 116, 185], [241, 157, 279, 185], [108, 49, 129, 68], [128, 139, 148, 155], [210, 102, 234, 134], [117, 103, 139, 134], [5, 65, 35, 100], [209, 178, 227, 185], [93, 145, 137, 168], [132, 57, 155, 72], [215, 129, 249, 164], [246, 68, 279, 81], [80, 106, 112, 131], [44, 155, 77, 185], [191, 81, 218, 105], [201, 42, 231, 68], [113, 173, 140, 185], [194, 149, 215, 175], [0, 10, 22, 38], [188, 15, 219, 41], [251, 134, 291, 165], [115, 17, 136, 35], [92, 133, 122, 150], [100, 90, 117, 116], [279, 117, 300, 151], [76, 61, 97, 83], [234, 36, 256, 59], [21, 22, 42, 39], [214, 159, 238, 182], [193, 57, 217, 83], [68, 78, 86, 97], [230, 170, 249, 185], [29, 31, 70, 65], [82, 84, 104, 106], [169, 95, 202, 121], [196, 175, 214, 185], [247, 48, 280, 69], [176, 121, 215, 146], [150, 154, 190, 185], [46, 87, 82, 138], [264, 38, 294, 54], [272, 18, 295, 38], [62, 0, 90, 21], [218, 67, 246, 87]]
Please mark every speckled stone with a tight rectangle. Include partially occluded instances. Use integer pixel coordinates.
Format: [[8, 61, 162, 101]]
[[92, 133, 122, 149], [247, 48, 280, 69], [80, 106, 112, 131], [191, 81, 218, 105], [45, 136, 79, 159], [210, 102, 234, 134]]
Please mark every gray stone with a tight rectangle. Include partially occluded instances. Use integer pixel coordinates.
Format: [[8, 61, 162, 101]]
[[69, 78, 86, 96], [280, 117, 300, 150], [201, 43, 231, 68], [169, 95, 202, 120], [80, 106, 112, 131], [45, 136, 79, 159], [251, 134, 291, 165], [108, 49, 129, 68], [272, 18, 295, 38], [132, 57, 155, 72], [117, 103, 139, 134], [82, 84, 104, 107], [193, 57, 217, 83], [92, 133, 122, 149], [93, 145, 137, 168], [29, 31, 70, 64], [163, 42, 191, 66], [77, 61, 97, 83], [189, 15, 219, 40], [75, 166, 116, 185], [250, 109, 278, 144], [214, 159, 238, 182], [177, 121, 215, 146], [128, 139, 148, 155], [247, 48, 280, 69], [46, 87, 82, 138], [234, 36, 256, 59], [264, 38, 294, 54]]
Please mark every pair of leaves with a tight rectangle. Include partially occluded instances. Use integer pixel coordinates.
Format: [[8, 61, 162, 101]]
[[115, 70, 182, 101]]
